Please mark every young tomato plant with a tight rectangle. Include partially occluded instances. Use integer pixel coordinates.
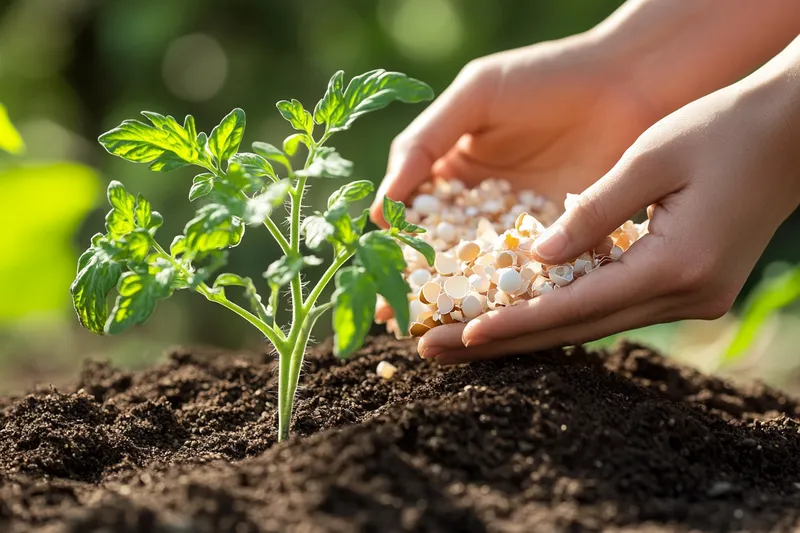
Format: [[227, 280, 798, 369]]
[[71, 70, 435, 441]]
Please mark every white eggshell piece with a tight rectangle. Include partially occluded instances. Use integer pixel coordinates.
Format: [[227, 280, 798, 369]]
[[377, 361, 398, 380], [437, 293, 455, 314], [408, 268, 432, 287], [443, 275, 469, 300], [496, 268, 523, 293], [469, 274, 491, 293], [434, 253, 459, 275], [412, 194, 440, 216]]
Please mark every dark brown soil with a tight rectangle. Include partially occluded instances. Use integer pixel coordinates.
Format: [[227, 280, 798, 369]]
[[1, 336, 800, 532]]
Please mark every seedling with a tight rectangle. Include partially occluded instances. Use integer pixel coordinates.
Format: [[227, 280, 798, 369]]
[[70, 70, 435, 441]]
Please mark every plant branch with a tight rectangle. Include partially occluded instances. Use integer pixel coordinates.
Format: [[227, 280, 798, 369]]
[[264, 216, 291, 254], [303, 250, 353, 313]]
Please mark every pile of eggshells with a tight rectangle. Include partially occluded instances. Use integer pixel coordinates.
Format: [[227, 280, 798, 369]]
[[384, 178, 649, 339]]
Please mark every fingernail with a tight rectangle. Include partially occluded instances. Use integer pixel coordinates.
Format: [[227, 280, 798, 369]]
[[463, 336, 488, 348], [419, 347, 443, 359], [534, 224, 568, 260]]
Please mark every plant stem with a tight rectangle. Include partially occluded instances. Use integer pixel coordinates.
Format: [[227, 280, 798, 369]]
[[303, 251, 353, 312], [263, 217, 291, 255], [150, 241, 284, 349]]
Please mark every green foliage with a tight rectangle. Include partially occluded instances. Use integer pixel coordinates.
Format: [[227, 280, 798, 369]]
[[725, 265, 800, 361], [73, 69, 434, 440], [0, 103, 25, 154]]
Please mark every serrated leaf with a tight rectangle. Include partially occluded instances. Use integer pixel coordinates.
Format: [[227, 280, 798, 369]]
[[356, 232, 410, 334], [135, 194, 152, 228], [325, 205, 359, 248], [314, 70, 344, 125], [400, 221, 425, 234], [208, 108, 245, 165], [70, 236, 124, 334], [229, 152, 278, 182], [321, 70, 434, 132], [148, 151, 191, 172], [302, 215, 334, 249], [297, 149, 352, 179], [353, 208, 370, 233], [184, 115, 197, 139], [105, 261, 176, 334], [252, 141, 291, 171], [105, 181, 136, 239], [213, 272, 271, 323], [382, 197, 406, 229], [277, 99, 314, 135], [283, 133, 307, 157], [184, 203, 245, 255], [99, 112, 199, 165], [189, 173, 214, 201], [327, 180, 374, 209], [396, 234, 435, 266], [222, 162, 264, 197], [245, 179, 291, 225], [170, 235, 186, 257], [121, 228, 152, 262], [264, 254, 305, 288], [332, 266, 376, 358]]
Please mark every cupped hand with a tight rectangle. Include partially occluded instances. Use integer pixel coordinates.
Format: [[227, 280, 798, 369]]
[[369, 34, 660, 226], [421, 79, 800, 364]]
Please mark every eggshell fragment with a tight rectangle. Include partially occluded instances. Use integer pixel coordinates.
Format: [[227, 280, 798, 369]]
[[434, 254, 459, 275], [409, 322, 430, 337], [377, 361, 398, 379], [412, 194, 440, 216], [457, 241, 481, 262], [548, 264, 574, 287], [408, 268, 432, 287], [443, 275, 469, 300], [497, 268, 523, 293], [437, 293, 455, 314], [419, 282, 441, 304]]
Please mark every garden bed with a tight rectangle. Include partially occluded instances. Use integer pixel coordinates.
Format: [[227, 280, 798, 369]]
[[1, 335, 800, 532]]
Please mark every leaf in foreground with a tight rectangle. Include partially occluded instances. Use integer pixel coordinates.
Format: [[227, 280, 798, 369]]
[[332, 266, 377, 358]]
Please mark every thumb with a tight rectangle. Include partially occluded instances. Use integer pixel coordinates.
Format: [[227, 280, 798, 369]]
[[370, 63, 489, 226], [533, 151, 678, 263]]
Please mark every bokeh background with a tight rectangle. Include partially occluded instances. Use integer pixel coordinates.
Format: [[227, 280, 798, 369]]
[[2, 0, 799, 393]]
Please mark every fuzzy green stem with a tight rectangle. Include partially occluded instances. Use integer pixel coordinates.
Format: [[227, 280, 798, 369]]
[[264, 217, 291, 255], [303, 250, 353, 313]]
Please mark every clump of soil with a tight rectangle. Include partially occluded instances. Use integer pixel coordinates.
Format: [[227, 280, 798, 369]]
[[1, 336, 800, 532]]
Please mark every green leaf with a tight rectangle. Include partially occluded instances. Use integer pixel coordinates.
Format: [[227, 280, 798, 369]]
[[229, 152, 278, 182], [189, 173, 214, 201], [297, 149, 352, 179], [325, 205, 360, 248], [187, 250, 228, 289], [382, 197, 406, 228], [283, 133, 308, 157], [184, 115, 197, 139], [353, 208, 370, 233], [277, 99, 314, 135], [356, 232, 410, 334], [725, 266, 800, 361], [213, 273, 271, 323], [320, 70, 434, 132], [121, 228, 152, 262], [314, 70, 345, 125], [327, 180, 375, 209], [105, 181, 136, 239], [245, 179, 291, 225], [105, 260, 177, 334], [252, 141, 291, 171], [208, 108, 246, 165], [222, 162, 264, 197], [70, 236, 124, 334], [302, 215, 334, 249], [0, 103, 25, 154], [135, 194, 152, 228], [148, 151, 190, 172], [264, 254, 305, 288], [169, 235, 186, 257], [396, 234, 435, 266], [184, 203, 245, 255], [99, 111, 199, 165], [332, 266, 377, 358]]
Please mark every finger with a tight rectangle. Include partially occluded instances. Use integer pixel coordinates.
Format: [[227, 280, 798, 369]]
[[370, 67, 489, 225], [417, 322, 467, 359], [532, 148, 684, 264], [462, 234, 668, 345], [434, 296, 676, 365], [374, 300, 394, 323]]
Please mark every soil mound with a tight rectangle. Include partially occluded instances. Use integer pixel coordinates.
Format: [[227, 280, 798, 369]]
[[1, 336, 799, 532]]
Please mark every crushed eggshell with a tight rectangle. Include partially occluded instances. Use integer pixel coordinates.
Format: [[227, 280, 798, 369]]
[[376, 361, 398, 380], [393, 178, 648, 338]]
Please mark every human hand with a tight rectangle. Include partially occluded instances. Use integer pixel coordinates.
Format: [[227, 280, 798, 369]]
[[369, 34, 660, 226], [421, 72, 800, 364]]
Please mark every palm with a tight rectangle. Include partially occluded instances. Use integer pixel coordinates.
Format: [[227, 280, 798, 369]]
[[434, 48, 656, 202]]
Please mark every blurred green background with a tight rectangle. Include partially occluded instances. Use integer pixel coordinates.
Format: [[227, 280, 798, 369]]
[[1, 0, 799, 393]]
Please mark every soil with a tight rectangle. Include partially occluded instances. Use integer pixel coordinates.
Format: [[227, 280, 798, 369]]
[[1, 336, 800, 532]]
